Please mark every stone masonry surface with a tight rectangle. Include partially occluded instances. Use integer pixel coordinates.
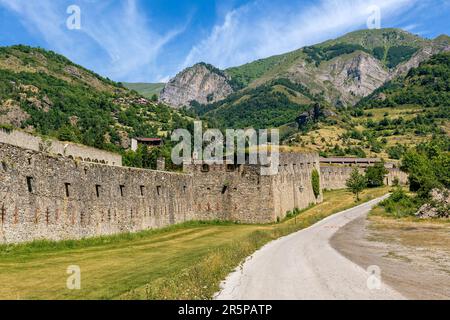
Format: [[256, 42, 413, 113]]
[[0, 143, 323, 243], [0, 129, 122, 166]]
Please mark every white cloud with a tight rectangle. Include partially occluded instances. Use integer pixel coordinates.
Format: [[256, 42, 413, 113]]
[[0, 0, 184, 81], [183, 0, 419, 70], [401, 24, 419, 32]]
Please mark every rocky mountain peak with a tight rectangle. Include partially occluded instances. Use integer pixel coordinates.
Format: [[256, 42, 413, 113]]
[[159, 62, 234, 108]]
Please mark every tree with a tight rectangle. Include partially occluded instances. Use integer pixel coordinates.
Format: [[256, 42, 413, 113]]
[[346, 168, 367, 201], [365, 162, 388, 188], [311, 169, 321, 199], [401, 149, 441, 199], [151, 94, 158, 102]]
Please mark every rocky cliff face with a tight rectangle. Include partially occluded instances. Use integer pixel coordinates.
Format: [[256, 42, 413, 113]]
[[160, 63, 234, 108], [319, 52, 390, 105]]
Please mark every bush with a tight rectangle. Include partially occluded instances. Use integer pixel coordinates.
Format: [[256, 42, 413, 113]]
[[401, 137, 449, 199], [379, 187, 419, 217], [387, 144, 407, 160], [311, 169, 321, 199]]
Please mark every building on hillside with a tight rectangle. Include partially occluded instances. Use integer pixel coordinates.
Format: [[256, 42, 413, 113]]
[[131, 137, 164, 151]]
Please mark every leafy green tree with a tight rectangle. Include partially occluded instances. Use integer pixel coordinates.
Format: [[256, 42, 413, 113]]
[[402, 150, 438, 198], [387, 144, 407, 160], [346, 168, 367, 201], [400, 137, 450, 199], [365, 162, 388, 188]]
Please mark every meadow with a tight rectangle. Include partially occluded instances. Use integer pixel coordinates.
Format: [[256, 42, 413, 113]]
[[0, 187, 389, 300]]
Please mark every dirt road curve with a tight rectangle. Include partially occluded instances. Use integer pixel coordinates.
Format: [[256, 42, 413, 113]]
[[216, 195, 406, 300]]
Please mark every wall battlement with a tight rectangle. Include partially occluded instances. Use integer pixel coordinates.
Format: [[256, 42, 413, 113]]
[[184, 152, 322, 223]]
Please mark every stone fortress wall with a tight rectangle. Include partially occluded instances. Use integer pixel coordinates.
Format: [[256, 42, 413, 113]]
[[0, 142, 193, 244], [320, 159, 408, 190], [272, 153, 323, 220], [0, 141, 323, 243], [0, 136, 408, 244], [0, 129, 122, 166], [184, 152, 322, 223]]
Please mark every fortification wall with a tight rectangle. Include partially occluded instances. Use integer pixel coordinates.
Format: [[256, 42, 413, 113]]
[[184, 152, 322, 223], [272, 153, 322, 220], [385, 168, 408, 186], [320, 165, 408, 190], [184, 162, 275, 223], [0, 129, 122, 166], [0, 143, 193, 244], [0, 142, 324, 243], [320, 166, 362, 190]]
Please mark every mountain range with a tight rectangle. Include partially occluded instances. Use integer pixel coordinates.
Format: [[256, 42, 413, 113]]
[[159, 29, 449, 113], [152, 28, 449, 160], [0, 28, 448, 162]]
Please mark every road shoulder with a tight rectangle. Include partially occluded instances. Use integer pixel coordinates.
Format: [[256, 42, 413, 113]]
[[330, 214, 450, 300]]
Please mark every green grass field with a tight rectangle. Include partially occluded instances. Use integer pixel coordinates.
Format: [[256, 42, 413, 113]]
[[0, 187, 389, 300]]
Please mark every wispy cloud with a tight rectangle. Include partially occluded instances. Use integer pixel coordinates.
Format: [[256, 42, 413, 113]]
[[183, 0, 419, 69], [401, 24, 419, 32], [0, 0, 184, 81], [1, 0, 446, 81]]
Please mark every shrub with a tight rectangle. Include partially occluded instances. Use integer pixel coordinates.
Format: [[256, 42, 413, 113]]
[[311, 169, 321, 199], [379, 187, 419, 217]]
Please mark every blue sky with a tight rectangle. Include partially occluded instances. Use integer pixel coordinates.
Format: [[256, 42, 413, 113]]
[[0, 0, 449, 83]]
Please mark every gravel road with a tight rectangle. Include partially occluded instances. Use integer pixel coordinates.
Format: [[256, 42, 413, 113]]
[[216, 195, 406, 300]]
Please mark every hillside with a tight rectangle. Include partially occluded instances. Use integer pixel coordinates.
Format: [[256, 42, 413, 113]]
[[192, 78, 323, 129], [287, 52, 450, 159], [0, 45, 191, 153], [165, 29, 449, 121], [225, 29, 435, 92], [189, 31, 449, 160], [123, 82, 165, 99], [177, 29, 448, 159]]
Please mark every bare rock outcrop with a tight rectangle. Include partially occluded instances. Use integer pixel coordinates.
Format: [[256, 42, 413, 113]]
[[160, 63, 234, 108], [322, 52, 389, 105], [416, 189, 450, 219], [0, 99, 30, 127]]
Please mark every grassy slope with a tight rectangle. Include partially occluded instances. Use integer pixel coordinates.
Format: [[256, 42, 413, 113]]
[[0, 46, 187, 153], [123, 83, 165, 98], [317, 28, 428, 50], [288, 52, 450, 159], [195, 78, 317, 129], [0, 187, 389, 300]]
